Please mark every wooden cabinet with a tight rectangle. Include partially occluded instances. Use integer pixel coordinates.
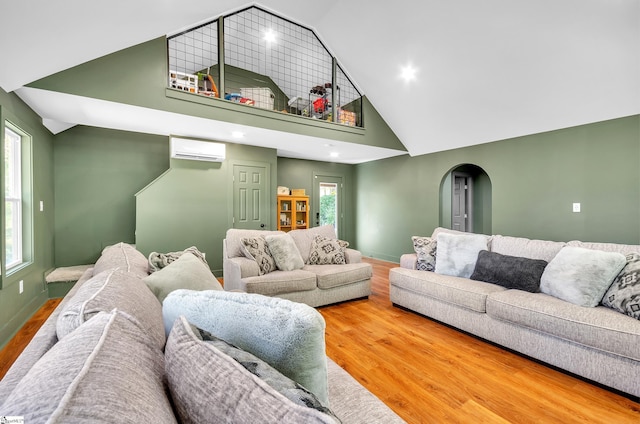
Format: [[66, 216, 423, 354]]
[[277, 195, 309, 232]]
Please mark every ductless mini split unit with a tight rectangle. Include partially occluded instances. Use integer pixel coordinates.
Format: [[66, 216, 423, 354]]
[[170, 136, 226, 162]]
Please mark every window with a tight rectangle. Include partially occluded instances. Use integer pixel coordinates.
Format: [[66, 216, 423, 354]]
[[4, 123, 30, 270]]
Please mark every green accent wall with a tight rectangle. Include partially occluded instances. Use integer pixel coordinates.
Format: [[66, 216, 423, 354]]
[[29, 37, 406, 153], [0, 88, 55, 350], [277, 158, 356, 245], [53, 126, 169, 266], [136, 143, 278, 275], [355, 115, 640, 262]]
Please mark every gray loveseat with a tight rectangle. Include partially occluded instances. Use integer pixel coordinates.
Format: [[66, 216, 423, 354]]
[[389, 228, 640, 399], [0, 242, 403, 423], [223, 225, 372, 307]]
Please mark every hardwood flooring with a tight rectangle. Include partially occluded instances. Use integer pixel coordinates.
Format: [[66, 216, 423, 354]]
[[319, 258, 640, 424], [1, 258, 638, 423], [0, 297, 61, 379]]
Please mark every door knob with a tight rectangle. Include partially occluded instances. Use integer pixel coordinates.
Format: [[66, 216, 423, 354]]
[[260, 223, 265, 228]]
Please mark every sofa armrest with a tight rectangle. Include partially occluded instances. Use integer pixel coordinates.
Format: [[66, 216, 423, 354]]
[[345, 248, 362, 264], [223, 239, 260, 291], [400, 253, 417, 270]]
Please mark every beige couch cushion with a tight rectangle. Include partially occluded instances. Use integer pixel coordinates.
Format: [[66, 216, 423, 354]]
[[389, 267, 506, 313], [225, 229, 284, 259], [241, 270, 317, 295], [490, 235, 566, 262], [289, 225, 338, 263], [57, 269, 165, 349], [567, 240, 640, 255], [487, 290, 640, 361], [93, 242, 149, 277], [1, 310, 176, 423], [305, 263, 373, 290]]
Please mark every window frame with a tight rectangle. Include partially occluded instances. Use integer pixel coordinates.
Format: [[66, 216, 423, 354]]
[[3, 120, 33, 275]]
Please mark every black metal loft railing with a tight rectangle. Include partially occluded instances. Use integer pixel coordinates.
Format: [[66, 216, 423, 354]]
[[167, 6, 363, 128]]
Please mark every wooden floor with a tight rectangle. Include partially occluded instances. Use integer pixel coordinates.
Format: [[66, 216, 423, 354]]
[[1, 258, 639, 423], [319, 258, 640, 424], [0, 297, 61, 379]]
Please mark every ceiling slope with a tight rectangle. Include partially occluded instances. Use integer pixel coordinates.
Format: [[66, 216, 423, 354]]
[[1, 0, 638, 159]]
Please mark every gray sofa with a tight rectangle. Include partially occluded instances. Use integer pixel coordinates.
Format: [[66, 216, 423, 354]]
[[390, 228, 640, 399], [223, 225, 372, 307], [0, 242, 403, 423]]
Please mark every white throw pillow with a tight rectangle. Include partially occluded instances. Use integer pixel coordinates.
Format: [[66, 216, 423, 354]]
[[434, 232, 489, 278], [540, 246, 627, 307]]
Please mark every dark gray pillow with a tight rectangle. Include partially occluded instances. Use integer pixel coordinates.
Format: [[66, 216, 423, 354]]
[[470, 250, 548, 293]]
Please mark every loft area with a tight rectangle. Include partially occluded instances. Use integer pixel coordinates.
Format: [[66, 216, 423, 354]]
[[167, 6, 363, 127], [167, 6, 362, 127]]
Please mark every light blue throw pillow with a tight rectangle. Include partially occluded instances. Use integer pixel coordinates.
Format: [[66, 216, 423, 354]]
[[162, 289, 329, 406]]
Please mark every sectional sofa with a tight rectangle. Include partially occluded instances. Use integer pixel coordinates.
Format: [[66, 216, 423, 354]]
[[0, 242, 403, 423], [390, 227, 640, 399]]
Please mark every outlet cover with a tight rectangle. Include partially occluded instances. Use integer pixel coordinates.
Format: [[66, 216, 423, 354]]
[[573, 203, 581, 213], [19, 280, 24, 294]]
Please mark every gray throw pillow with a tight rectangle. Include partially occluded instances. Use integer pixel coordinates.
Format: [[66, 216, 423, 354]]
[[434, 232, 490, 278], [148, 246, 208, 273], [540, 246, 627, 307], [163, 289, 329, 406], [265, 234, 305, 271], [1, 310, 176, 423], [241, 236, 277, 275], [412, 236, 437, 271], [470, 250, 547, 292], [164, 316, 339, 424], [307, 235, 349, 265], [144, 252, 222, 303], [601, 252, 640, 319]]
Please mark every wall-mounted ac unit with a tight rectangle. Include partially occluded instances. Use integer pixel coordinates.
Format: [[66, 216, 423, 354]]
[[170, 137, 226, 162]]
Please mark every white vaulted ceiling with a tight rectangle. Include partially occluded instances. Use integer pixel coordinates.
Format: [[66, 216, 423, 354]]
[[0, 0, 638, 162]]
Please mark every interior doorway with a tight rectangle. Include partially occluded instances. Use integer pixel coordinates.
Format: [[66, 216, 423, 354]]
[[232, 163, 270, 230], [440, 164, 491, 234], [313, 174, 343, 238], [452, 172, 472, 232]]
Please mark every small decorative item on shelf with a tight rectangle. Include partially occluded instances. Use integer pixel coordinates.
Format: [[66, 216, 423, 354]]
[[277, 186, 290, 195], [169, 71, 198, 93]]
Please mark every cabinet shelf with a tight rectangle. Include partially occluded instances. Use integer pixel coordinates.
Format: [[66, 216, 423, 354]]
[[277, 195, 309, 232]]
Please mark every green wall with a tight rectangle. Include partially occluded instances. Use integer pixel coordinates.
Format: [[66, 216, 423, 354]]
[[0, 88, 55, 350], [53, 126, 169, 266], [277, 158, 356, 245], [29, 37, 406, 153], [136, 143, 278, 275], [355, 115, 640, 262]]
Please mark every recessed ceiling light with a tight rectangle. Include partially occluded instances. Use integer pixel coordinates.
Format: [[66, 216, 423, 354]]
[[264, 29, 277, 43], [329, 151, 339, 158], [400, 64, 417, 82], [232, 131, 245, 138]]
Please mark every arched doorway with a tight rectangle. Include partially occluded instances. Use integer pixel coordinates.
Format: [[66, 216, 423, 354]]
[[439, 164, 492, 234]]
